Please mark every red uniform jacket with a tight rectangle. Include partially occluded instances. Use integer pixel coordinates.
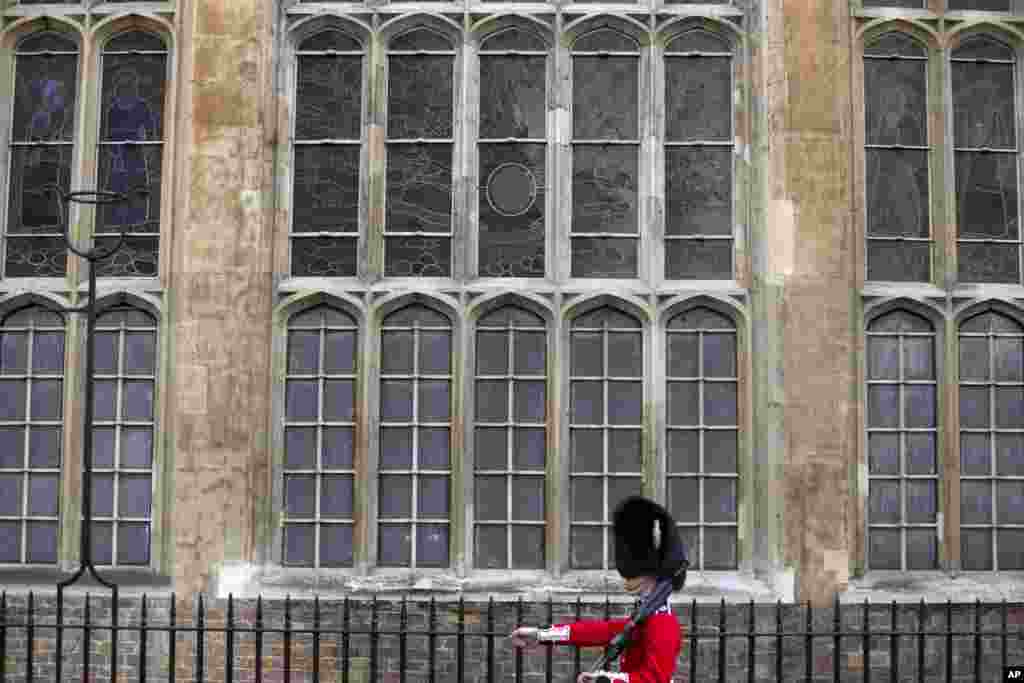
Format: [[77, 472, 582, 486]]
[[539, 607, 683, 683]]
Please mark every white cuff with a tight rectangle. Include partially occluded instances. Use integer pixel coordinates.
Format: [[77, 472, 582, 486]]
[[537, 625, 570, 642], [592, 671, 629, 681]]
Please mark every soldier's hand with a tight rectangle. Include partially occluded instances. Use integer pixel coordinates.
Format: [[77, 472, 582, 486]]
[[509, 626, 540, 649]]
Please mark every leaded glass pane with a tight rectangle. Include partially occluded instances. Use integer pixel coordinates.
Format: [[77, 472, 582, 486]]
[[296, 56, 362, 141], [11, 52, 78, 143], [391, 29, 452, 52], [864, 59, 926, 147], [573, 30, 637, 52], [293, 146, 360, 233], [665, 241, 733, 280], [300, 31, 362, 52], [666, 148, 732, 235], [572, 147, 638, 233], [665, 56, 731, 141], [385, 145, 453, 226], [479, 144, 545, 277], [573, 57, 637, 139], [866, 150, 930, 238], [864, 33, 926, 58], [480, 56, 545, 139], [388, 56, 453, 140], [480, 29, 547, 52]]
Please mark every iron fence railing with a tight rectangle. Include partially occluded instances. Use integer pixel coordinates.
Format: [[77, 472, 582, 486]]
[[0, 592, 1022, 682]]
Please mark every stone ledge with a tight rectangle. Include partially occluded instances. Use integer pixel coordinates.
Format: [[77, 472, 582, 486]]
[[843, 572, 1024, 603]]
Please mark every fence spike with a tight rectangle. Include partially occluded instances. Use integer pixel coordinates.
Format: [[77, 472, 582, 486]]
[[168, 593, 176, 683], [196, 593, 206, 681], [718, 598, 726, 683], [140, 594, 148, 683], [400, 596, 408, 683], [255, 594, 263, 683], [891, 600, 899, 683], [775, 600, 782, 683], [314, 595, 321, 683], [918, 599, 926, 681], [747, 598, 755, 683], [863, 598, 870, 683], [26, 591, 33, 683], [690, 599, 698, 683], [834, 593, 840, 682], [805, 599, 812, 683], [946, 599, 953, 683], [111, 586, 119, 683], [226, 594, 235, 683], [284, 594, 292, 683], [974, 599, 981, 683]]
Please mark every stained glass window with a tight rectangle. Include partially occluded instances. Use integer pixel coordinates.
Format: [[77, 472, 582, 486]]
[[474, 306, 547, 569], [866, 310, 939, 570], [89, 306, 157, 566], [478, 29, 547, 278], [864, 33, 931, 282], [283, 305, 358, 567], [378, 305, 452, 566], [569, 306, 643, 569], [571, 30, 640, 278], [291, 30, 363, 278], [93, 32, 167, 277], [5, 33, 79, 278], [386, 29, 454, 277], [665, 307, 738, 570], [664, 31, 734, 280], [953, 37, 1020, 283], [0, 305, 65, 564], [959, 311, 1024, 570]]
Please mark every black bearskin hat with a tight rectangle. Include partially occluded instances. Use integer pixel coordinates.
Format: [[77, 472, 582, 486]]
[[613, 496, 689, 591]]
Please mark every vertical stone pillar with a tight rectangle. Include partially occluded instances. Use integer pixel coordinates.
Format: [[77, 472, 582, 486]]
[[168, 0, 276, 593], [757, 0, 856, 605]]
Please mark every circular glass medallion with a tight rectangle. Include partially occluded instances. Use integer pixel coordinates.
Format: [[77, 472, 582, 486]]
[[486, 162, 537, 217]]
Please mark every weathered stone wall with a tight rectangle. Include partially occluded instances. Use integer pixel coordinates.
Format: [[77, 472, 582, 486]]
[[1, 594, 1022, 682]]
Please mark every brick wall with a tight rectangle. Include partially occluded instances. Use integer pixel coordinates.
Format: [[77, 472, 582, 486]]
[[1, 594, 1022, 682]]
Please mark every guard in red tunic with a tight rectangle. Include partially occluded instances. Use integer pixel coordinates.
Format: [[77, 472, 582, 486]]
[[510, 496, 689, 683]]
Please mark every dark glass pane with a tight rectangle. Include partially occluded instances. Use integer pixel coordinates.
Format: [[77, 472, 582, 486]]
[[118, 474, 152, 517], [123, 332, 155, 374], [27, 521, 57, 564], [571, 381, 603, 424], [668, 381, 700, 426], [866, 240, 930, 282], [91, 474, 115, 517], [666, 31, 730, 54], [419, 330, 451, 374], [122, 381, 153, 420], [419, 427, 449, 470], [378, 524, 409, 565], [419, 381, 450, 421], [997, 530, 1024, 570], [704, 528, 737, 570], [385, 151, 453, 253], [906, 529, 937, 569], [380, 380, 413, 421], [17, 33, 78, 53], [388, 56, 453, 139], [960, 386, 990, 429], [26, 427, 59, 468], [0, 333, 28, 374], [665, 56, 731, 141], [32, 332, 63, 374], [704, 382, 737, 426], [869, 480, 900, 524], [475, 525, 507, 569], [324, 379, 354, 421], [607, 331, 642, 377], [668, 478, 699, 523], [961, 481, 992, 524], [292, 146, 360, 234], [571, 477, 604, 522], [0, 475, 21, 516], [704, 478, 736, 523], [868, 336, 899, 380], [994, 336, 1023, 381], [476, 475, 507, 521], [961, 529, 993, 571], [480, 56, 545, 139], [511, 525, 544, 569], [869, 432, 900, 475], [288, 331, 319, 374], [12, 54, 78, 142], [391, 29, 452, 52], [320, 524, 354, 566], [379, 474, 413, 519], [479, 144, 546, 278], [959, 336, 989, 381], [514, 381, 545, 422], [117, 523, 150, 565], [903, 336, 934, 380], [864, 58, 926, 147], [416, 524, 449, 567], [665, 239, 733, 280], [0, 381, 26, 420], [286, 380, 318, 421], [864, 33, 926, 58], [573, 57, 637, 139], [477, 331, 509, 375], [481, 28, 547, 52], [866, 149, 929, 237], [121, 428, 153, 469], [291, 236, 358, 277], [960, 311, 992, 333], [906, 433, 936, 474], [996, 433, 1024, 476], [665, 147, 731, 237], [574, 307, 640, 329], [995, 387, 1024, 427], [6, 143, 73, 232], [572, 145, 637, 235], [706, 430, 738, 473], [572, 238, 638, 279], [105, 31, 166, 52], [514, 428, 546, 470], [608, 429, 641, 472], [953, 63, 1014, 150], [321, 475, 354, 518], [300, 31, 362, 52], [961, 433, 991, 475], [285, 427, 316, 469], [476, 379, 509, 422], [571, 429, 604, 473], [958, 243, 1020, 284], [296, 55, 362, 140], [381, 330, 414, 374], [607, 381, 642, 425], [323, 427, 354, 469], [906, 480, 936, 523], [99, 53, 166, 142], [704, 334, 736, 378], [514, 331, 546, 375], [283, 525, 314, 565], [284, 474, 316, 517], [953, 36, 1014, 62], [956, 151, 1017, 239], [476, 427, 507, 471], [324, 330, 356, 375], [667, 332, 699, 378], [385, 305, 449, 327], [868, 384, 899, 428], [904, 385, 935, 428], [380, 426, 413, 470], [0, 428, 24, 468], [92, 236, 159, 277], [571, 332, 603, 377], [31, 379, 62, 420], [573, 30, 637, 52]]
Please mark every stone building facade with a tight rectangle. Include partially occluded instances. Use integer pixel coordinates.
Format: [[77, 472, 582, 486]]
[[0, 0, 1023, 610]]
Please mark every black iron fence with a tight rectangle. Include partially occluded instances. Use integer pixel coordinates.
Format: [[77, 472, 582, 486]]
[[0, 592, 1022, 682]]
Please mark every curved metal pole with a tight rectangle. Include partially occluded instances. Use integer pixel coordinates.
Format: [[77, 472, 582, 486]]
[[50, 185, 147, 593]]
